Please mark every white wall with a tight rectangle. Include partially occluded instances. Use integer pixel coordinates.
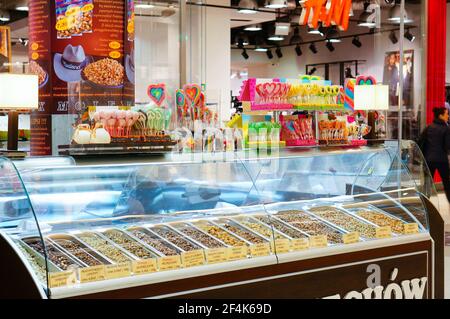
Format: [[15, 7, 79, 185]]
[[135, 14, 180, 104]]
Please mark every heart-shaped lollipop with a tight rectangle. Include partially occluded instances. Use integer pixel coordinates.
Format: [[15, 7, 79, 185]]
[[176, 89, 185, 108], [148, 84, 166, 107], [183, 84, 201, 105]]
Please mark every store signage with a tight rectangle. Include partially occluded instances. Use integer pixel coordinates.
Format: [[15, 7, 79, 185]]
[[323, 264, 427, 299], [299, 0, 353, 31]]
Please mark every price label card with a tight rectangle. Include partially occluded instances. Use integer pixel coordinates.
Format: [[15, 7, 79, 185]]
[[158, 256, 182, 271], [48, 270, 76, 288], [274, 239, 291, 253], [291, 238, 310, 251], [105, 262, 132, 280], [132, 259, 157, 275], [181, 250, 205, 268], [376, 226, 392, 239], [79, 265, 105, 283], [249, 243, 271, 257], [404, 223, 419, 235], [205, 247, 228, 264], [343, 232, 360, 244], [310, 235, 328, 248], [228, 246, 248, 261]]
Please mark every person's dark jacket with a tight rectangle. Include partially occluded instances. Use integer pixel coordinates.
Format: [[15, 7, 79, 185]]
[[418, 119, 450, 163]]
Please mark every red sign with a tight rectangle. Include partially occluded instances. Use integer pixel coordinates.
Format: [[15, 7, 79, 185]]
[[299, 0, 352, 31]]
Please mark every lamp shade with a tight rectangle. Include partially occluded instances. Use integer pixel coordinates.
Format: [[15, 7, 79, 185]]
[[354, 85, 389, 110], [0, 74, 39, 110]]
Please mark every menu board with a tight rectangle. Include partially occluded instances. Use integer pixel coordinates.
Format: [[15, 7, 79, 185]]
[[28, 0, 135, 155]]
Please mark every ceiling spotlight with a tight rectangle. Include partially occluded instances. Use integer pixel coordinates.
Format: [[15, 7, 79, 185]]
[[388, 5, 413, 24], [237, 0, 258, 14], [295, 44, 302, 56], [266, 49, 274, 59], [265, 0, 287, 9], [352, 36, 362, 48], [404, 29, 415, 42], [289, 27, 302, 45], [309, 43, 318, 54], [275, 47, 283, 58], [254, 46, 268, 52], [326, 41, 335, 52], [244, 24, 262, 31], [242, 49, 249, 59], [0, 10, 10, 22], [326, 28, 341, 43], [15, 6, 29, 11], [389, 31, 398, 44], [308, 67, 317, 76]]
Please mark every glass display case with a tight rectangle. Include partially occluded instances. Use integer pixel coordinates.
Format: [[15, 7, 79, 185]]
[[0, 143, 443, 299]]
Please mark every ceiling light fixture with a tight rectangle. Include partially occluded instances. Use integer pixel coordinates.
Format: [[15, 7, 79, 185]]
[[289, 27, 302, 45], [326, 28, 341, 43], [308, 67, 317, 75], [242, 49, 249, 59], [268, 34, 284, 41], [388, 5, 413, 24], [244, 24, 262, 31], [358, 2, 377, 28], [389, 31, 398, 44], [275, 47, 283, 58], [309, 42, 318, 54], [404, 28, 415, 42], [15, 6, 29, 11], [0, 10, 10, 22], [326, 40, 335, 52], [295, 44, 302, 56], [237, 0, 258, 14], [352, 36, 362, 48], [254, 46, 268, 52], [264, 0, 287, 9]]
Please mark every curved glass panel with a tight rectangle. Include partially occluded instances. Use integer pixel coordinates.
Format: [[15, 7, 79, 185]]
[[0, 156, 48, 294]]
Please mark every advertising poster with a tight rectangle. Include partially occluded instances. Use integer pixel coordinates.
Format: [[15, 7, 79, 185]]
[[382, 49, 414, 110], [28, 0, 135, 155], [0, 26, 12, 73]]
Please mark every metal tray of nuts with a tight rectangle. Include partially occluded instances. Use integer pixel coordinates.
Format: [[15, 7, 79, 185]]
[[126, 226, 184, 256], [344, 204, 407, 235], [207, 218, 269, 245], [47, 234, 113, 266], [273, 210, 346, 245], [165, 222, 227, 249], [22, 236, 85, 271], [230, 215, 291, 241], [99, 228, 161, 260], [306, 206, 379, 240], [17, 239, 61, 273], [74, 231, 136, 263], [191, 220, 250, 247], [250, 214, 310, 240]]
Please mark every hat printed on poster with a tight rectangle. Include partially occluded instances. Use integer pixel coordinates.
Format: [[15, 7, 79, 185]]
[[54, 44, 89, 82], [125, 50, 135, 84]]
